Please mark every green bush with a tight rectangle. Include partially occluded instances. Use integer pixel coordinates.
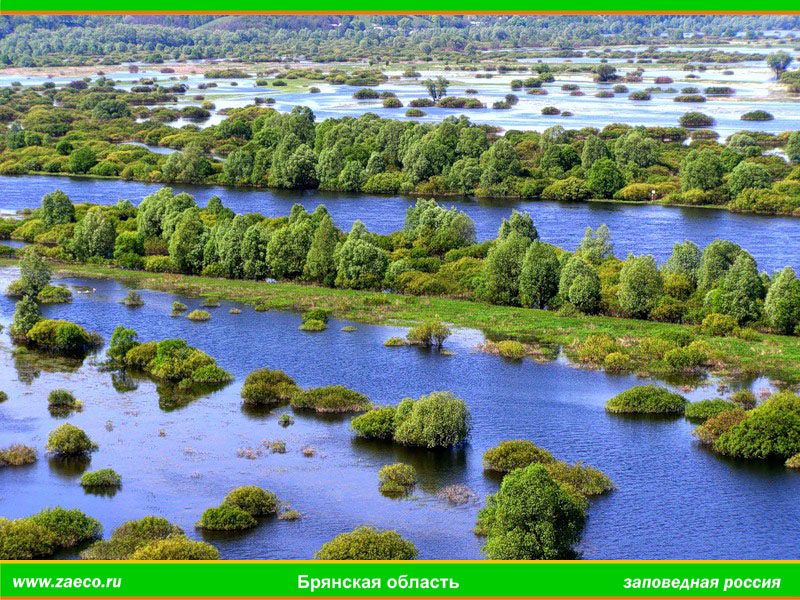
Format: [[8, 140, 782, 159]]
[[26, 319, 97, 356], [786, 453, 800, 469], [392, 392, 470, 448], [0, 444, 37, 466], [604, 351, 632, 372], [477, 464, 586, 559], [144, 255, 176, 273], [291, 385, 370, 413], [543, 461, 615, 497], [378, 463, 417, 494], [222, 486, 279, 516], [384, 337, 406, 346], [37, 285, 72, 304], [302, 308, 330, 323], [130, 537, 219, 560], [350, 406, 398, 440], [605, 385, 688, 415], [46, 423, 98, 456], [692, 408, 748, 445], [81, 517, 184, 560], [713, 392, 800, 460], [172, 301, 188, 312], [700, 313, 739, 336], [48, 389, 80, 408], [0, 519, 57, 559], [29, 507, 102, 548], [576, 334, 620, 364], [685, 399, 737, 422], [120, 291, 144, 307], [240, 369, 299, 405], [406, 320, 451, 348], [495, 340, 525, 359], [80, 468, 121, 487], [196, 505, 257, 531], [124, 341, 157, 368], [314, 526, 418, 560], [483, 440, 555, 472], [299, 319, 326, 331], [187, 309, 211, 321], [731, 390, 757, 410]]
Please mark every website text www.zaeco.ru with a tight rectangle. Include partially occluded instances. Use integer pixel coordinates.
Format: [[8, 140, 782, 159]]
[[12, 577, 122, 590]]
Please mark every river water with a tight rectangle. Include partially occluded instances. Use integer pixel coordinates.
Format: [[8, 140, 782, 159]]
[[2, 174, 800, 273], [1, 269, 797, 560]]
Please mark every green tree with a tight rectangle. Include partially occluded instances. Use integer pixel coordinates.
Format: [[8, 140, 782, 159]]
[[91, 99, 131, 120], [11, 295, 41, 337], [479, 139, 522, 188], [681, 149, 724, 191], [710, 254, 764, 324], [161, 143, 213, 184], [267, 217, 315, 280], [40, 190, 74, 228], [168, 208, 208, 275], [664, 240, 701, 287], [698, 239, 743, 291], [482, 232, 531, 305], [217, 214, 250, 279], [613, 130, 659, 168], [68, 146, 97, 174], [18, 248, 52, 297], [728, 162, 771, 196], [519, 242, 560, 309], [478, 463, 586, 560], [580, 135, 610, 170], [304, 213, 339, 285], [766, 51, 793, 77], [497, 210, 537, 242], [338, 160, 366, 192], [765, 267, 800, 334], [787, 132, 800, 165], [577, 225, 612, 264], [559, 256, 601, 313], [587, 158, 625, 199], [240, 223, 273, 280], [71, 207, 117, 260], [334, 221, 389, 290], [594, 64, 617, 82], [618, 254, 663, 318]]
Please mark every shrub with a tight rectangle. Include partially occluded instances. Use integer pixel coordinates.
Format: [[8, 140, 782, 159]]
[[679, 112, 714, 127], [172, 301, 187, 312], [741, 110, 774, 121], [384, 337, 406, 346], [124, 341, 157, 368], [26, 319, 97, 356], [543, 461, 615, 497], [350, 406, 397, 440], [576, 334, 620, 364], [80, 468, 122, 487], [685, 399, 737, 422], [187, 310, 211, 321], [130, 537, 219, 560], [144, 255, 176, 273], [81, 517, 183, 560], [605, 385, 688, 415], [291, 386, 370, 413], [786, 454, 800, 469], [383, 97, 402, 108], [495, 340, 525, 359], [731, 390, 757, 410], [673, 95, 706, 103], [240, 369, 299, 405], [120, 291, 144, 307], [302, 308, 329, 323], [46, 424, 98, 456], [541, 107, 561, 115], [314, 526, 417, 560], [0, 444, 37, 467], [628, 91, 651, 100], [278, 413, 294, 426], [704, 86, 735, 95], [406, 321, 451, 348], [279, 510, 301, 520], [483, 440, 555, 472], [378, 463, 417, 494], [713, 392, 800, 460], [477, 464, 586, 559], [222, 486, 279, 516], [692, 408, 748, 445], [0, 519, 57, 559], [299, 319, 326, 331], [393, 392, 470, 448], [341, 326, 357, 332], [604, 351, 632, 372], [701, 313, 738, 336], [37, 285, 72, 304], [29, 507, 102, 548], [406, 109, 425, 117], [196, 505, 257, 530], [47, 389, 81, 408]]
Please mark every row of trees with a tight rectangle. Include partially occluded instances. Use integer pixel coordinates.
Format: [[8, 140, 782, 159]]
[[10, 189, 800, 337]]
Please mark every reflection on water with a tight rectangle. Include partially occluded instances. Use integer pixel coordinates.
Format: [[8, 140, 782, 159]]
[[1, 268, 799, 559]]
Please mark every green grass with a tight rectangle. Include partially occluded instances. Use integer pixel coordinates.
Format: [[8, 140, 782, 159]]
[[7, 260, 800, 383]]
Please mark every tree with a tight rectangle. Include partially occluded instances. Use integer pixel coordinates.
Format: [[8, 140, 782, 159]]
[[217, 215, 249, 279], [68, 146, 97, 174], [577, 225, 612, 264], [18, 248, 52, 297], [728, 162, 771, 196], [594, 64, 617, 82], [558, 257, 601, 313], [240, 223, 273, 281], [765, 267, 800, 334], [698, 239, 743, 291], [709, 254, 763, 324], [613, 130, 659, 168], [91, 99, 131, 120], [519, 242, 560, 309], [267, 217, 315, 280], [11, 296, 41, 337], [40, 190, 74, 228], [161, 143, 213, 184], [587, 158, 625, 199], [664, 240, 701, 287], [479, 139, 522, 188], [618, 254, 663, 318], [168, 208, 208, 275], [497, 210, 537, 242], [478, 463, 586, 560], [71, 207, 117, 260], [314, 527, 417, 560], [681, 149, 724, 191], [304, 213, 339, 285], [334, 221, 389, 289], [481, 232, 530, 305], [766, 51, 793, 77], [785, 132, 800, 165], [580, 135, 610, 170], [403, 198, 476, 254], [337, 160, 366, 192]]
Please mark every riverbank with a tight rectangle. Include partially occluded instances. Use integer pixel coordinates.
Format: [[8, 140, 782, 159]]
[[5, 259, 800, 384]]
